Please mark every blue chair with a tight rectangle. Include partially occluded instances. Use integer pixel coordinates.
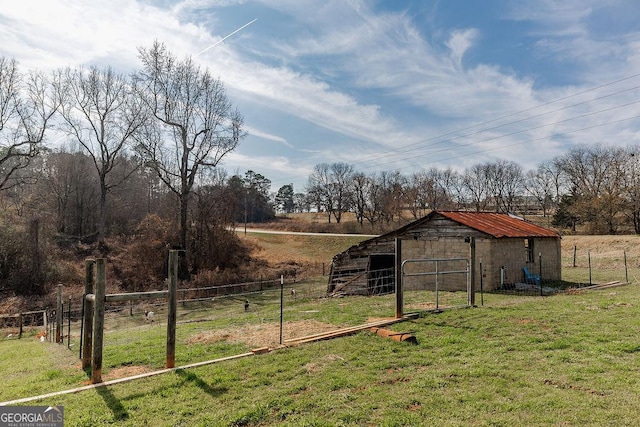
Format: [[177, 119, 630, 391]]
[[523, 267, 541, 286]]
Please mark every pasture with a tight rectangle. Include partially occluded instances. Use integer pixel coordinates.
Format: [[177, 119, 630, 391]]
[[1, 233, 640, 426]]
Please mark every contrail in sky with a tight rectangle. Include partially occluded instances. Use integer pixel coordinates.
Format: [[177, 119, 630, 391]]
[[195, 18, 257, 57]]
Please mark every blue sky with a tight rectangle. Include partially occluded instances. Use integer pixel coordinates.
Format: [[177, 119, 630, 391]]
[[3, 0, 640, 192]]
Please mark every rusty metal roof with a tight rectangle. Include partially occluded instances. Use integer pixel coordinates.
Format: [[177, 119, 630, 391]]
[[437, 211, 560, 238]]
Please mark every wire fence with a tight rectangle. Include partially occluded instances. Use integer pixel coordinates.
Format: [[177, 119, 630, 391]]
[[2, 247, 638, 376], [563, 246, 639, 286]]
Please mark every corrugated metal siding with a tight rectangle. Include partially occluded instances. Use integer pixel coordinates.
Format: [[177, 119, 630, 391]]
[[438, 211, 559, 238]]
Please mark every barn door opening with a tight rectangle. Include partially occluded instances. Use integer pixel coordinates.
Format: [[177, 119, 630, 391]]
[[368, 254, 395, 295]]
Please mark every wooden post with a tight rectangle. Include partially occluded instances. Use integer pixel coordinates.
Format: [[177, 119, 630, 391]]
[[56, 285, 63, 344], [18, 313, 23, 339], [82, 259, 95, 370], [588, 251, 592, 286], [395, 238, 403, 318], [539, 253, 543, 296], [279, 275, 284, 345], [479, 260, 484, 306], [43, 310, 47, 339], [166, 250, 178, 369], [67, 296, 72, 349], [91, 258, 106, 384], [469, 237, 476, 307]]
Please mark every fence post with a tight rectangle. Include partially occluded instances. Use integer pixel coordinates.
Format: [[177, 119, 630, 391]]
[[279, 275, 284, 345], [91, 258, 106, 384], [624, 250, 628, 283], [479, 260, 484, 306], [166, 250, 178, 369], [56, 285, 63, 344], [82, 259, 95, 370], [588, 251, 592, 286], [18, 313, 23, 339], [395, 238, 403, 318], [43, 310, 47, 340], [67, 296, 72, 349], [469, 237, 476, 307], [539, 253, 543, 296]]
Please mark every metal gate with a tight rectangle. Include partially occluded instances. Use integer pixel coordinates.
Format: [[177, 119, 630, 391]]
[[399, 257, 471, 315]]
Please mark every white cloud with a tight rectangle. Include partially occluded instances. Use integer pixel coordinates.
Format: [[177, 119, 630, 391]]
[[446, 28, 478, 69], [4, 0, 640, 186], [243, 125, 293, 148]]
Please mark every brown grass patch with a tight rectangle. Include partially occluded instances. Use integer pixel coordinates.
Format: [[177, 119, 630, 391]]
[[186, 319, 339, 348], [100, 365, 153, 382], [562, 235, 640, 259]]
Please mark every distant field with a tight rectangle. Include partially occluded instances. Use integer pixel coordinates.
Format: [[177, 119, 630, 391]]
[[238, 231, 368, 267], [240, 229, 640, 284]]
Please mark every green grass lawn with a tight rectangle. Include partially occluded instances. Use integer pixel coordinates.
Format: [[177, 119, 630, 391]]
[[2, 281, 640, 426]]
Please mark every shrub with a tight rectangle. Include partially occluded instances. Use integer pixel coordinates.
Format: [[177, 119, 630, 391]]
[[114, 214, 175, 292], [0, 218, 52, 296]]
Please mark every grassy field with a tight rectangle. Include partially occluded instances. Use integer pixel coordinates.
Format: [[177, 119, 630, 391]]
[[2, 233, 640, 426], [2, 283, 640, 426]]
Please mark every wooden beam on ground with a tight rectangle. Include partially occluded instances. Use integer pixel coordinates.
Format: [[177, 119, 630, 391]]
[[0, 352, 257, 407], [284, 317, 415, 346]]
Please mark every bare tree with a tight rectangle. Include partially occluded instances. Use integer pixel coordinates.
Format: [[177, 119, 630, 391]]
[[0, 57, 60, 191], [136, 41, 245, 251], [438, 168, 464, 210], [405, 171, 430, 219], [524, 162, 557, 217], [59, 66, 147, 247], [361, 172, 384, 227], [486, 160, 524, 213], [306, 162, 353, 223], [378, 170, 406, 224], [307, 163, 333, 222], [329, 162, 354, 223], [405, 167, 455, 218], [37, 150, 100, 236], [556, 144, 627, 233], [462, 163, 490, 212], [624, 145, 640, 234], [350, 172, 369, 226]]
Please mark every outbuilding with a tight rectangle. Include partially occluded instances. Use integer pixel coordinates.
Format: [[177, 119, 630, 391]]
[[327, 211, 561, 295]]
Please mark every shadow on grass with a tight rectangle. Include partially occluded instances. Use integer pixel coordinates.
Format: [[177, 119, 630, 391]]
[[175, 369, 228, 398], [96, 386, 129, 421], [82, 368, 226, 421]]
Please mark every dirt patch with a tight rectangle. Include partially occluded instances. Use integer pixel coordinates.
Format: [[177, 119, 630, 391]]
[[98, 365, 153, 382], [186, 319, 339, 348]]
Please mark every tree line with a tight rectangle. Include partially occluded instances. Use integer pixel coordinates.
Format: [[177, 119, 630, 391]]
[[2, 44, 640, 297], [298, 144, 640, 236], [1, 43, 250, 295]]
